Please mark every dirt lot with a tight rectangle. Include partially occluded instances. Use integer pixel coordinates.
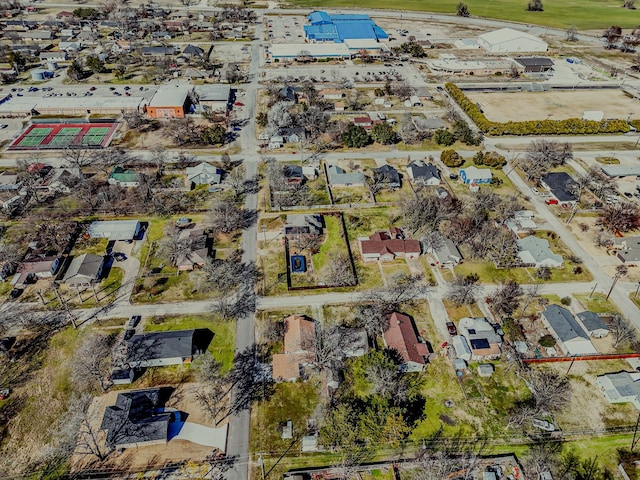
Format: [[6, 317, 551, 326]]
[[467, 89, 640, 122]]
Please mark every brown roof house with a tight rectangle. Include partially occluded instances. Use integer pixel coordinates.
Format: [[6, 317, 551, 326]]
[[272, 315, 316, 382], [175, 228, 211, 272], [359, 228, 421, 261], [383, 312, 429, 372], [11, 256, 61, 285]]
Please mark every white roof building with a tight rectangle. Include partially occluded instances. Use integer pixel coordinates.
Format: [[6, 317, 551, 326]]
[[148, 83, 192, 109], [478, 28, 548, 53], [540, 305, 597, 356], [596, 371, 640, 410], [88, 220, 142, 241]]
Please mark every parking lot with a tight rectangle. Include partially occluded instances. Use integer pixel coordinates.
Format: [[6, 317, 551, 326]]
[[265, 14, 307, 43], [0, 84, 158, 102]]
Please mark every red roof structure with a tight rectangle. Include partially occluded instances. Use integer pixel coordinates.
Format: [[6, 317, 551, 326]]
[[383, 312, 428, 369], [359, 229, 421, 260]]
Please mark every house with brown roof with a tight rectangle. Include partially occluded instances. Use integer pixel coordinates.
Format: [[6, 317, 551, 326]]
[[272, 315, 316, 382], [11, 256, 61, 285], [359, 228, 421, 261], [383, 312, 429, 372], [175, 228, 211, 272], [353, 115, 372, 128]]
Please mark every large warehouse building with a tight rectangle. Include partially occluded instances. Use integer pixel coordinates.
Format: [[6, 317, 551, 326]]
[[304, 11, 388, 43], [478, 28, 548, 53]]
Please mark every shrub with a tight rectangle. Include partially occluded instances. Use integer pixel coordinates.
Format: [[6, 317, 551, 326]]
[[560, 296, 572, 306], [441, 149, 463, 167], [539, 334, 556, 347]]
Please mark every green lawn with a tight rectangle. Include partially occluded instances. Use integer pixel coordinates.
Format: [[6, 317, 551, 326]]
[[284, 0, 640, 29], [574, 293, 620, 314], [145, 314, 236, 371], [311, 214, 349, 273], [454, 258, 535, 284]]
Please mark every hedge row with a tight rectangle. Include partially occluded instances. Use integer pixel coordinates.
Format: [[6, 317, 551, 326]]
[[444, 83, 631, 136]]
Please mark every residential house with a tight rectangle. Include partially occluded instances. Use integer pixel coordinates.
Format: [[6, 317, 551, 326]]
[[58, 41, 82, 52], [452, 335, 472, 361], [359, 228, 421, 261], [62, 253, 104, 287], [576, 311, 610, 338], [11, 256, 60, 285], [272, 315, 316, 382], [372, 164, 401, 189], [430, 237, 463, 267], [458, 317, 502, 360], [100, 388, 172, 449], [151, 30, 172, 40], [39, 51, 67, 63], [478, 364, 495, 377], [175, 228, 210, 271], [18, 30, 53, 41], [0, 172, 22, 191], [407, 160, 440, 186], [268, 135, 285, 149], [516, 236, 563, 268], [40, 167, 80, 194], [460, 166, 493, 185], [279, 86, 297, 102], [383, 312, 429, 372], [88, 220, 142, 241], [328, 165, 365, 186], [182, 44, 205, 57], [126, 329, 211, 367], [506, 210, 536, 236], [540, 172, 578, 204], [595, 371, 640, 410], [284, 214, 323, 238], [513, 57, 554, 73], [280, 127, 307, 144], [353, 115, 372, 128], [540, 305, 597, 356], [141, 46, 177, 57], [108, 167, 143, 188], [411, 116, 447, 132], [319, 88, 345, 100], [283, 165, 305, 184], [613, 236, 640, 265], [186, 162, 222, 186]]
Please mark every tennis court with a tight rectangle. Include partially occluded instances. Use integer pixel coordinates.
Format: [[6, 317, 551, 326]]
[[9, 122, 119, 150]]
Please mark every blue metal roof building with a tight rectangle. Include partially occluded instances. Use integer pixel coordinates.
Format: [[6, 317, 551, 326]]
[[304, 10, 388, 43]]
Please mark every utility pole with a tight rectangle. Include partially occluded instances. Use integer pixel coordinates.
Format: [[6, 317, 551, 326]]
[[632, 412, 640, 451]]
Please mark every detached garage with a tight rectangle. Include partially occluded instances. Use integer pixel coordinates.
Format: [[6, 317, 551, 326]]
[[478, 28, 548, 53]]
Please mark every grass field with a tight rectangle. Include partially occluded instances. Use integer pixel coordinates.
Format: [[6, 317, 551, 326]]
[[283, 0, 640, 29]]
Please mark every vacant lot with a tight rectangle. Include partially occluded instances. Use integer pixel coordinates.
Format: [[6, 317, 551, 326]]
[[284, 0, 640, 29], [467, 90, 640, 123]]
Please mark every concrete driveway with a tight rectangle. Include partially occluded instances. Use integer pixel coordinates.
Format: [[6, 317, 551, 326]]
[[173, 422, 228, 450], [110, 240, 141, 306]]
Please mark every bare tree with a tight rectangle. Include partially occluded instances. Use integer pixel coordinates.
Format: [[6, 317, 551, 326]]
[[603, 26, 623, 49], [70, 333, 116, 394], [610, 314, 637, 347], [203, 250, 256, 296], [355, 303, 391, 341], [447, 273, 480, 306], [314, 325, 363, 371], [566, 25, 578, 42], [210, 200, 246, 233], [322, 252, 355, 287], [166, 227, 193, 268], [489, 281, 523, 317], [194, 355, 231, 426], [63, 148, 94, 169], [522, 140, 573, 183], [598, 201, 640, 233], [226, 166, 246, 200], [149, 145, 168, 179], [522, 439, 562, 480]]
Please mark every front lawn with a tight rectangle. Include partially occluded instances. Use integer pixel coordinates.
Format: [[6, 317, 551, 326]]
[[145, 314, 235, 371], [574, 293, 620, 315]]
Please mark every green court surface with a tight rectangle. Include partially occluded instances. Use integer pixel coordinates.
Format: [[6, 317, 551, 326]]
[[17, 127, 52, 147], [81, 135, 104, 145]]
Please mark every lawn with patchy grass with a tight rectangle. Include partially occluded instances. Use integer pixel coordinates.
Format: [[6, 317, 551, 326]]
[[453, 257, 535, 284], [285, 0, 640, 29], [574, 293, 620, 314], [145, 314, 235, 371], [311, 214, 348, 274], [442, 298, 483, 320]]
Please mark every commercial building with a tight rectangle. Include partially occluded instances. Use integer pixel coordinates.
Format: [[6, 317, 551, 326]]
[[146, 83, 193, 119], [304, 11, 388, 43], [478, 28, 548, 53], [193, 84, 231, 113]]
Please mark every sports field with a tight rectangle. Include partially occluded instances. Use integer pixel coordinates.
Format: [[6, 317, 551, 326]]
[[284, 0, 640, 29], [9, 123, 119, 150], [466, 89, 640, 122]]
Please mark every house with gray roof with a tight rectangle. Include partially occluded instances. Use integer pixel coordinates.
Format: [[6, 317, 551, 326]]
[[596, 371, 640, 410], [407, 160, 440, 186], [576, 311, 610, 338], [540, 304, 597, 356], [540, 172, 578, 204], [516, 236, 563, 268], [100, 388, 172, 449], [328, 165, 365, 186], [372, 164, 401, 189], [88, 220, 142, 241], [62, 253, 104, 287], [613, 236, 640, 265], [284, 214, 323, 238], [186, 162, 222, 186], [126, 329, 211, 368], [430, 237, 462, 267]]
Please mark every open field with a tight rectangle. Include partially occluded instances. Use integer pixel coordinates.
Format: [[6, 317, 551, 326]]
[[467, 90, 640, 123], [283, 0, 640, 29]]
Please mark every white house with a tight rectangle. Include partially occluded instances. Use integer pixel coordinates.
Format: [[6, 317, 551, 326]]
[[186, 162, 222, 186], [88, 220, 142, 241], [596, 371, 640, 410], [452, 335, 472, 362], [540, 305, 597, 356], [478, 28, 548, 53], [576, 311, 610, 338], [460, 166, 492, 185]]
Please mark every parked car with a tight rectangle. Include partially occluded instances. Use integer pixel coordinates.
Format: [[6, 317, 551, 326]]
[[175, 217, 191, 228], [531, 187, 540, 195], [446, 322, 457, 336], [113, 252, 126, 262], [0, 124, 8, 129], [9, 288, 23, 299], [123, 329, 135, 341], [127, 315, 141, 329], [0, 388, 10, 400], [545, 198, 559, 205]]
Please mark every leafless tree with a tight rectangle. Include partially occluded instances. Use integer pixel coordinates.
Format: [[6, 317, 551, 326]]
[[413, 431, 485, 480], [447, 273, 480, 306], [226, 166, 246, 200], [205, 451, 237, 480], [486, 229, 520, 268], [322, 252, 355, 286], [610, 314, 637, 347], [266, 100, 294, 134], [166, 227, 193, 268], [566, 25, 578, 42], [210, 200, 246, 233], [392, 81, 414, 100], [402, 193, 460, 235], [149, 145, 168, 179], [598, 201, 640, 233], [194, 355, 231, 426], [522, 439, 562, 480], [603, 26, 623, 49], [522, 140, 573, 183], [96, 147, 130, 175], [314, 325, 364, 371], [63, 148, 94, 169], [354, 303, 392, 341], [584, 166, 617, 199], [70, 333, 116, 394], [489, 281, 523, 317], [517, 283, 543, 320]]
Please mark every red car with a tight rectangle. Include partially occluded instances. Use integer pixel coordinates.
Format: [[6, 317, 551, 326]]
[[545, 198, 559, 205], [234, 101, 244, 107], [446, 322, 457, 336], [0, 388, 10, 400]]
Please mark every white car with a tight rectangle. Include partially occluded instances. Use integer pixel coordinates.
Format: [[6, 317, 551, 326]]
[[531, 187, 540, 195]]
